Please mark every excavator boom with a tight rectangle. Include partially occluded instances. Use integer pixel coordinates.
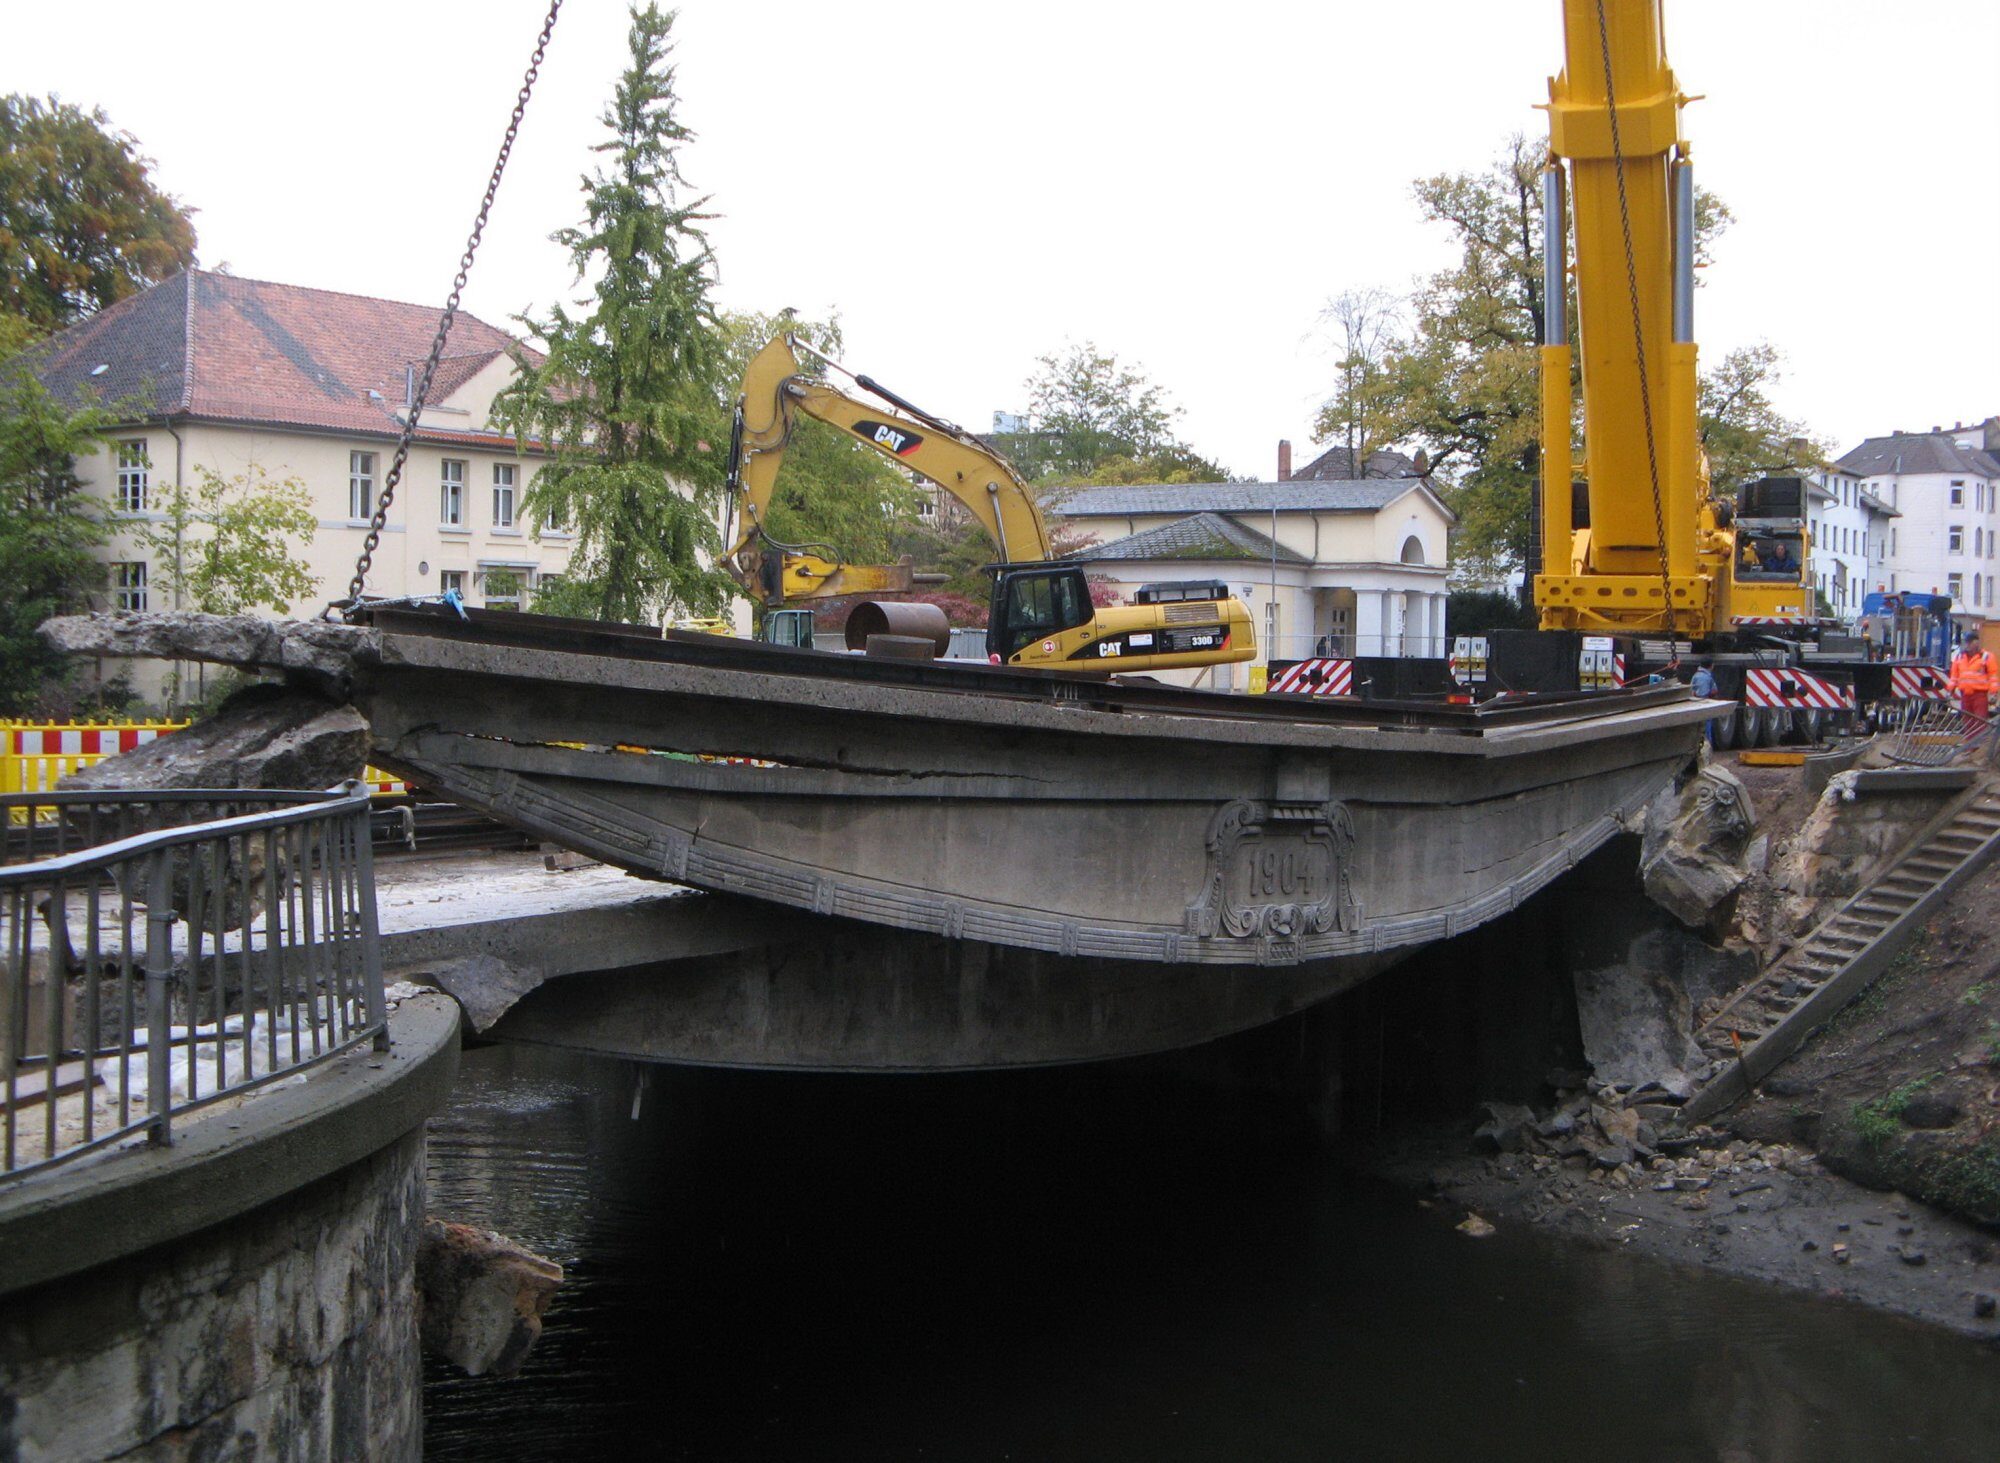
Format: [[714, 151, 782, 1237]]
[[724, 334, 1252, 676], [726, 335, 1048, 602]]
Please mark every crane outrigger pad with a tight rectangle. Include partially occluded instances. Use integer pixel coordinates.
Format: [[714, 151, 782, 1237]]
[[334, 604, 1709, 970]]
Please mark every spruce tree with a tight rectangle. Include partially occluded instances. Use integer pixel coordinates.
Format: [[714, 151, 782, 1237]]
[[497, 4, 729, 623]]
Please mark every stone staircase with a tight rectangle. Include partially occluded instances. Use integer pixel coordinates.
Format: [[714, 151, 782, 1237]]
[[1679, 780, 2000, 1124]]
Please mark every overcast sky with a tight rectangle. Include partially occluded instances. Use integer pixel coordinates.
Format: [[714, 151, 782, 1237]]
[[7, 1, 1995, 480]]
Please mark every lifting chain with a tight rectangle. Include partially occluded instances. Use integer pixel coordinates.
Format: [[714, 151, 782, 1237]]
[[332, 0, 564, 616], [1592, 0, 1679, 653]]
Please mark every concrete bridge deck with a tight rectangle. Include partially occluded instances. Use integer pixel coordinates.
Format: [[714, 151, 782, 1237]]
[[44, 608, 1716, 1069]]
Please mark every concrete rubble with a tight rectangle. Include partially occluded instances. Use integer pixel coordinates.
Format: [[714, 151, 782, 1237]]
[[60, 681, 368, 794], [416, 1218, 565, 1378]]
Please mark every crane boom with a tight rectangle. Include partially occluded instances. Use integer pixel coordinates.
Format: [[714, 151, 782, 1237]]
[[1536, 0, 1704, 632]]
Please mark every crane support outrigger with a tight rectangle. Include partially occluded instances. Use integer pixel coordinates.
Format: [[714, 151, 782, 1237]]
[[723, 334, 1255, 676]]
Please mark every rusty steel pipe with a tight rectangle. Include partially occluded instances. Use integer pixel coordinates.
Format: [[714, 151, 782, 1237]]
[[844, 601, 950, 655]]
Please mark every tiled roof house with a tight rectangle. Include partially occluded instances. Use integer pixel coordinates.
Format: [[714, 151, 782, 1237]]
[[17, 270, 574, 696], [1049, 439, 1456, 686]]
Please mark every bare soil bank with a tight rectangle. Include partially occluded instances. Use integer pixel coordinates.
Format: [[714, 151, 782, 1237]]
[[1358, 757, 2000, 1338]]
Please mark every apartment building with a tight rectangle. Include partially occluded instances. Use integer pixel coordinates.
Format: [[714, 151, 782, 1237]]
[[1839, 419, 2000, 627]]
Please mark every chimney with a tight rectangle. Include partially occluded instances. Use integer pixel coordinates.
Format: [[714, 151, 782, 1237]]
[[1277, 440, 1293, 481]]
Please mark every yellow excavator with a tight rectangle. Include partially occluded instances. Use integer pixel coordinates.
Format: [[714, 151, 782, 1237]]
[[722, 333, 1255, 675]]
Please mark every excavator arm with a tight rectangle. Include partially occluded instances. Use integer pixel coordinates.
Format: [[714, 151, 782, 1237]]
[[723, 334, 1253, 676], [725, 334, 1050, 603]]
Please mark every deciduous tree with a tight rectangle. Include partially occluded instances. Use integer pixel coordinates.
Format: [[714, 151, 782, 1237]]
[[0, 372, 109, 711], [0, 95, 198, 340], [495, 4, 730, 625], [129, 463, 318, 615], [1320, 135, 1775, 579], [996, 343, 1230, 485]]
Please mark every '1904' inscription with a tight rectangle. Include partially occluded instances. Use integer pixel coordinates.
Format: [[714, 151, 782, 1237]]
[[1184, 799, 1360, 943]]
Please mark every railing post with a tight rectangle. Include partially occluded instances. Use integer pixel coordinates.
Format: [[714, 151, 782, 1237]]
[[347, 789, 390, 1053], [144, 852, 174, 1147]]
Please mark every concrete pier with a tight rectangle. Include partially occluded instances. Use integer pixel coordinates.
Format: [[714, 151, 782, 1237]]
[[0, 995, 459, 1462]]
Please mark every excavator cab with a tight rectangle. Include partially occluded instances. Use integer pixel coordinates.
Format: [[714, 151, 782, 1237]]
[[988, 565, 1095, 659]]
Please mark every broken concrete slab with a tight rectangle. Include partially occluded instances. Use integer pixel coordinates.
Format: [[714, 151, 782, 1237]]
[[416, 1218, 563, 1378], [40, 610, 368, 688], [60, 682, 368, 794], [418, 954, 547, 1036]]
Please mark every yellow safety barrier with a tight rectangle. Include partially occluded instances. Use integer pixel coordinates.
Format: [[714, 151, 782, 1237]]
[[2, 719, 410, 800]]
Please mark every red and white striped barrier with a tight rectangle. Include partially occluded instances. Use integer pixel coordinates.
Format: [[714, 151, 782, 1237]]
[[1731, 615, 1819, 626], [1890, 665, 1949, 701], [8, 725, 170, 756], [1743, 667, 1852, 710], [1266, 659, 1354, 696]]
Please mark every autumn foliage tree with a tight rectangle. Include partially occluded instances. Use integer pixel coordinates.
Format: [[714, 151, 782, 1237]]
[[0, 95, 197, 344]]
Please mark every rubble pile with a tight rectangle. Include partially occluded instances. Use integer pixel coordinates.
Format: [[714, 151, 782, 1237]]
[[1466, 1076, 1812, 1207]]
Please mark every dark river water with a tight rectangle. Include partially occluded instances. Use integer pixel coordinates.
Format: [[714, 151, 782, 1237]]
[[423, 1044, 2000, 1462]]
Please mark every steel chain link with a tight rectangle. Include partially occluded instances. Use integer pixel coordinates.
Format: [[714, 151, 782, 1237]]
[[1593, 0, 1679, 651], [334, 0, 564, 615]]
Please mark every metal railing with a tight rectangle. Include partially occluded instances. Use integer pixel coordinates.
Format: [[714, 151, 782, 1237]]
[[1882, 700, 1998, 768], [1, 785, 386, 1181]]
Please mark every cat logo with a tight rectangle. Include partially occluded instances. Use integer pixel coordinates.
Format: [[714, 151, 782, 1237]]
[[852, 419, 924, 457]]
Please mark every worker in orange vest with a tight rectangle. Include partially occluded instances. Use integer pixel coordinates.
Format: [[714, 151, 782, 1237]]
[[1948, 632, 1997, 721]]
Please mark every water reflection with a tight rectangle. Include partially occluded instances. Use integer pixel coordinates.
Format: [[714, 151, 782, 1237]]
[[425, 1045, 1999, 1462]]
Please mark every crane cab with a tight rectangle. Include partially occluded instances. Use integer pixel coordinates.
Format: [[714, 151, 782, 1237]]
[[1726, 475, 1815, 626]]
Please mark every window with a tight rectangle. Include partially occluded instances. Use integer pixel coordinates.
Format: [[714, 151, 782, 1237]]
[[534, 573, 561, 607], [1979, 578, 1985, 608], [544, 499, 567, 534], [492, 463, 516, 528], [1980, 528, 1986, 558], [481, 566, 524, 611], [348, 451, 377, 520], [115, 439, 149, 513], [440, 570, 465, 599], [113, 561, 148, 612], [999, 570, 1090, 655], [1949, 572, 1964, 599], [440, 460, 465, 526], [1951, 480, 1965, 506], [1950, 526, 1965, 554]]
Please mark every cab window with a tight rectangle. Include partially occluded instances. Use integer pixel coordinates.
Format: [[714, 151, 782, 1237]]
[[1738, 533, 1803, 582], [1001, 571, 1091, 654]]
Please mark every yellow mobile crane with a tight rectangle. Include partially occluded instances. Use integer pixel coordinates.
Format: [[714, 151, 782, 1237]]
[[723, 334, 1255, 675], [1532, 0, 1810, 640], [1493, 0, 1879, 745]]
